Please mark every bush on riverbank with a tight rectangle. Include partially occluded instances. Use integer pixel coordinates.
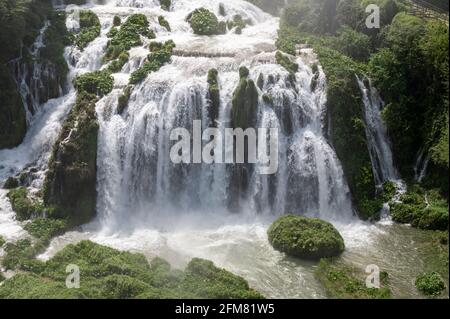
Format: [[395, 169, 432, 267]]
[[187, 8, 220, 36], [267, 215, 345, 259], [315, 258, 391, 299], [415, 272, 446, 296], [0, 240, 264, 299]]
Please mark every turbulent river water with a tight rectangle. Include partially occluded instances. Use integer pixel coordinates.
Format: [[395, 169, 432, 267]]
[[0, 0, 447, 298]]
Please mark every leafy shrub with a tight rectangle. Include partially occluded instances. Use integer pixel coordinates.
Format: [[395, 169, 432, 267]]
[[129, 40, 175, 84], [74, 10, 101, 50], [337, 27, 371, 61], [23, 218, 67, 243], [74, 70, 114, 96], [113, 15, 121, 27], [415, 272, 446, 296], [7, 187, 44, 221], [187, 8, 220, 36], [267, 215, 345, 259], [158, 16, 171, 31]]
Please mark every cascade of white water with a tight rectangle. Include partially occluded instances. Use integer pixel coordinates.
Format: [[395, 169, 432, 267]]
[[91, 0, 354, 232], [357, 76, 399, 185]]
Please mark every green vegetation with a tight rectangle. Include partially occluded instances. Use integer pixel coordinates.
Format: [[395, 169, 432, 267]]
[[107, 51, 129, 73], [158, 16, 171, 32], [187, 8, 220, 36], [23, 218, 67, 243], [74, 10, 101, 50], [116, 85, 131, 115], [6, 187, 46, 221], [104, 14, 155, 62], [207, 68, 220, 125], [315, 258, 391, 299], [0, 0, 70, 149], [160, 0, 171, 11], [113, 15, 121, 27], [275, 51, 298, 81], [267, 215, 345, 260], [415, 272, 446, 297], [390, 186, 448, 231], [0, 240, 264, 299], [43, 92, 99, 227], [3, 177, 19, 189], [74, 70, 114, 96], [276, 0, 449, 219], [0, 235, 5, 247], [231, 66, 258, 130], [129, 40, 175, 84]]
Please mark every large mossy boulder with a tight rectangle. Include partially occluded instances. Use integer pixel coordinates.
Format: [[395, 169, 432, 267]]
[[43, 92, 99, 227], [187, 8, 220, 36], [268, 215, 345, 260]]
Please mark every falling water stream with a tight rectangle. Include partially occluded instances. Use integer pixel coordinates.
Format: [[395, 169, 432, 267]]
[[0, 0, 447, 298]]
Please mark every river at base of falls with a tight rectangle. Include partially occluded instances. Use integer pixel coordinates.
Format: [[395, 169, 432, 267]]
[[36, 214, 448, 299]]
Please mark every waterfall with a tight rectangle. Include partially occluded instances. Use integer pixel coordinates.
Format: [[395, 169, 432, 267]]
[[357, 76, 399, 185], [91, 0, 354, 232]]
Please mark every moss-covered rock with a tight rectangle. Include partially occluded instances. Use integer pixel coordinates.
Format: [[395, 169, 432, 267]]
[[231, 66, 258, 130], [43, 92, 99, 227], [129, 40, 175, 84], [23, 218, 68, 244], [207, 68, 220, 126], [315, 258, 391, 299], [107, 51, 129, 73], [104, 14, 155, 62], [6, 187, 46, 221], [3, 177, 19, 189], [187, 8, 220, 36], [73, 70, 114, 96], [0, 64, 27, 149], [391, 187, 449, 231], [267, 215, 345, 260], [117, 85, 132, 115], [113, 15, 121, 27], [0, 240, 264, 299], [160, 0, 171, 11], [415, 272, 446, 297], [74, 10, 101, 50], [158, 16, 171, 32], [275, 51, 298, 84]]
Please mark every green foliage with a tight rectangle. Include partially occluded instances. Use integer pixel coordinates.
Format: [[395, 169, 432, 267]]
[[43, 92, 99, 227], [107, 51, 129, 73], [74, 10, 101, 50], [3, 177, 19, 189], [0, 235, 5, 248], [390, 186, 449, 231], [23, 218, 68, 243], [158, 16, 171, 32], [381, 181, 397, 202], [129, 40, 175, 84], [0, 240, 263, 299], [315, 259, 391, 299], [160, 0, 171, 11], [207, 68, 220, 125], [267, 215, 345, 260], [231, 67, 258, 130], [104, 13, 155, 62], [6, 187, 45, 221], [74, 70, 114, 96], [117, 85, 132, 114], [275, 51, 299, 78], [113, 15, 121, 27], [187, 8, 220, 36], [2, 239, 37, 271], [0, 63, 26, 149], [415, 272, 446, 296], [337, 27, 371, 61], [219, 3, 226, 16]]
